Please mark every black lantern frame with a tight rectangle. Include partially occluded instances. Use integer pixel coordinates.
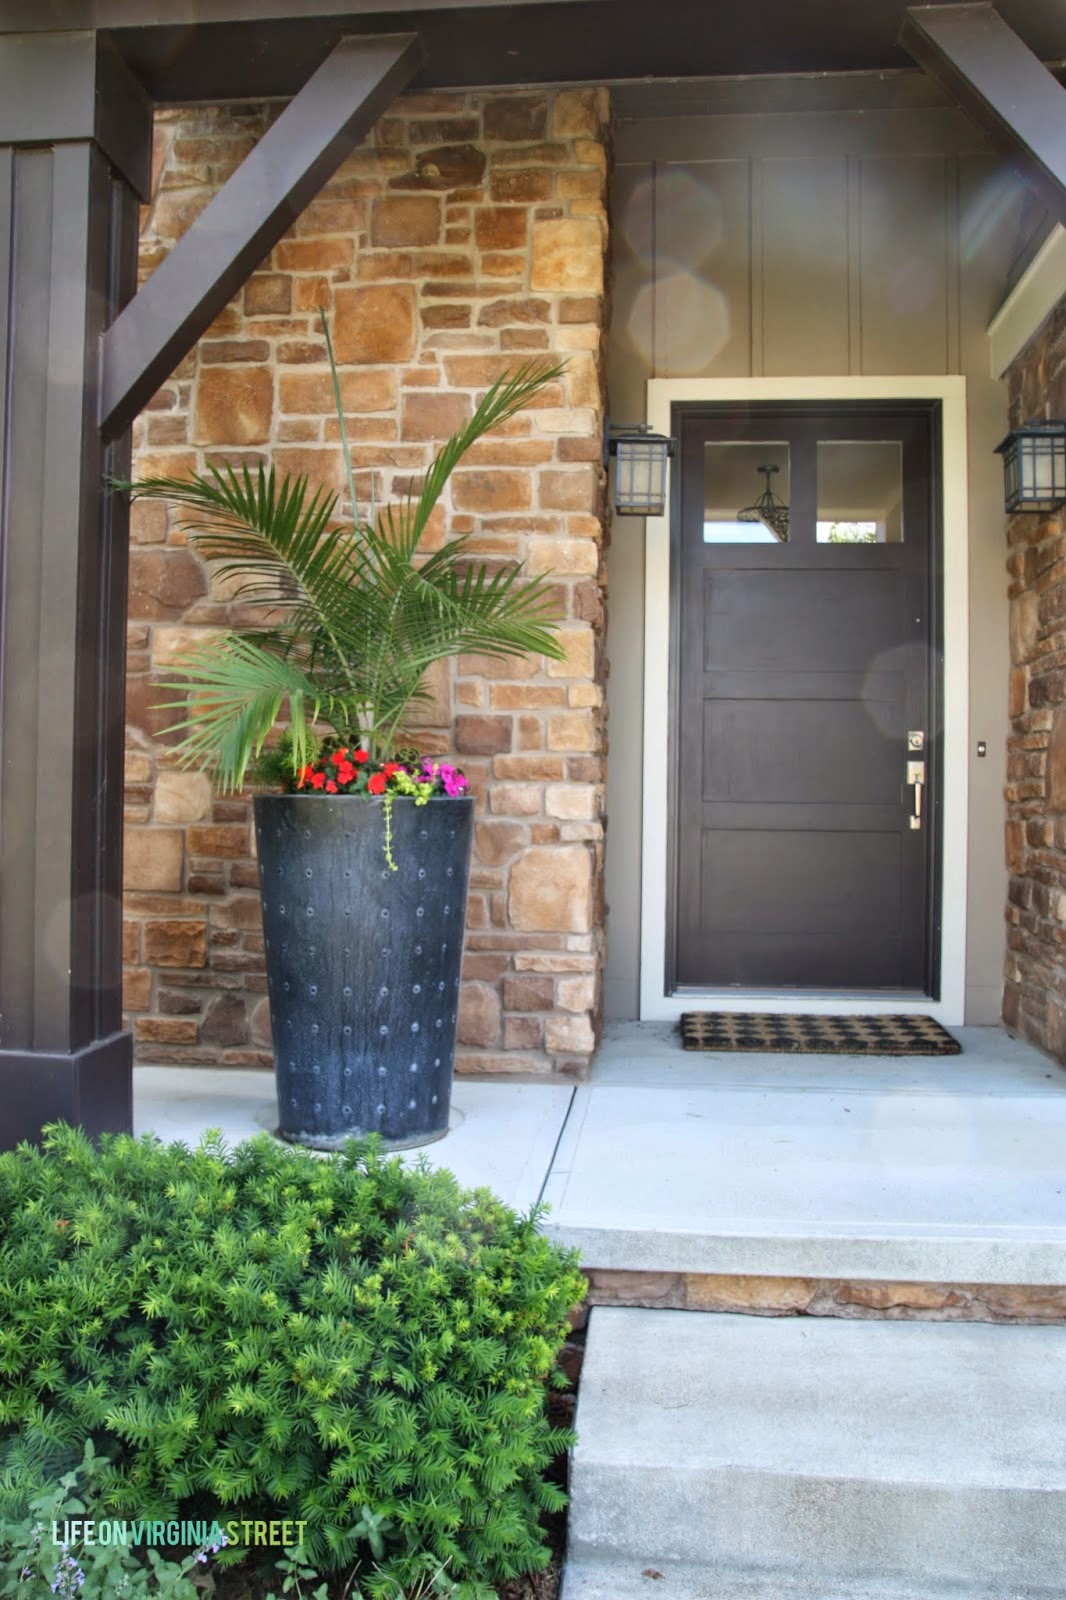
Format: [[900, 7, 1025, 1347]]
[[995, 421, 1066, 514], [604, 421, 676, 517]]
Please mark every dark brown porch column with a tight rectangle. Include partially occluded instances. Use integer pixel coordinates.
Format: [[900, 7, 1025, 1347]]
[[0, 32, 152, 1146]]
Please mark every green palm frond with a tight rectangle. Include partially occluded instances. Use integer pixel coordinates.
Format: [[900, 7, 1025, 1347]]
[[122, 321, 571, 777]]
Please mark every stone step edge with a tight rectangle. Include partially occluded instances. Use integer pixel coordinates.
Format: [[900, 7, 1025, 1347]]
[[570, 1267, 1066, 1325], [559, 1556, 1063, 1600]]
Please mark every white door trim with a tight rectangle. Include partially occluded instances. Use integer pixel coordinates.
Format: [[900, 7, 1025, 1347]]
[[639, 375, 969, 1023]]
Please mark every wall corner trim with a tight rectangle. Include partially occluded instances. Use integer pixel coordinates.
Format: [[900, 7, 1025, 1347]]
[[988, 225, 1066, 378]]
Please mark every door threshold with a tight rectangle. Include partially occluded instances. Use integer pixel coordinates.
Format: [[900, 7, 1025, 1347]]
[[643, 993, 955, 1024]]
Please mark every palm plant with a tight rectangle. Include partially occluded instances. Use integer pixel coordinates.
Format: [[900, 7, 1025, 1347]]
[[125, 322, 566, 790]]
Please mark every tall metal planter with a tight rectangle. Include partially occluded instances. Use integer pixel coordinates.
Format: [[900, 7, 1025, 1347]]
[[254, 793, 474, 1151]]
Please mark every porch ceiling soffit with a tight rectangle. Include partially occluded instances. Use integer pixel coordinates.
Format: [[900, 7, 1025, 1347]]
[[902, 3, 1066, 229], [98, 31, 420, 442], [4, 1, 1065, 102]]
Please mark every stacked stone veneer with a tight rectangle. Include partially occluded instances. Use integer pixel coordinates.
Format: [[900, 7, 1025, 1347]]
[[1004, 295, 1066, 1062], [123, 88, 610, 1075]]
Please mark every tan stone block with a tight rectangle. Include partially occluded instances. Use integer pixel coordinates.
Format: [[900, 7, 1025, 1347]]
[[684, 1275, 819, 1314], [569, 683, 602, 708], [123, 828, 184, 891], [368, 194, 440, 246], [333, 284, 416, 363], [452, 470, 532, 513], [489, 782, 542, 815], [210, 896, 263, 932], [491, 168, 553, 203], [187, 823, 248, 857], [509, 844, 591, 932], [557, 973, 595, 1011], [123, 920, 141, 963], [836, 1282, 964, 1312], [457, 981, 500, 1046], [504, 1015, 543, 1049], [545, 783, 598, 820], [274, 238, 353, 272], [484, 95, 548, 141], [123, 968, 153, 1011], [125, 752, 153, 785], [152, 625, 216, 669], [459, 650, 538, 679], [249, 996, 273, 1047], [405, 658, 451, 726], [270, 447, 347, 493], [155, 771, 213, 824], [475, 820, 527, 865], [494, 754, 565, 781], [244, 272, 292, 315], [503, 974, 555, 1010], [130, 499, 169, 545], [478, 297, 551, 327], [547, 712, 596, 753], [557, 170, 603, 200], [552, 90, 602, 140], [143, 919, 208, 968], [280, 369, 396, 414], [135, 1016, 201, 1046], [480, 254, 526, 280], [587, 1270, 685, 1309], [513, 951, 595, 971], [490, 684, 567, 709], [1011, 591, 1041, 664], [454, 1049, 549, 1076], [129, 550, 208, 620], [540, 466, 599, 513], [402, 391, 472, 441], [455, 715, 513, 755], [533, 407, 599, 437], [530, 218, 604, 294], [544, 1011, 596, 1053], [475, 206, 529, 251], [194, 365, 273, 446], [526, 537, 598, 577], [574, 139, 608, 174]]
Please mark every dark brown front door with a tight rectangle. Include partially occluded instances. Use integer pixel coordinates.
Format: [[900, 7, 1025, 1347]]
[[673, 403, 938, 992]]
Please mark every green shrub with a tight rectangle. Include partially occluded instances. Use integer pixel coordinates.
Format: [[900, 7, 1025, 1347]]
[[0, 1125, 585, 1588]]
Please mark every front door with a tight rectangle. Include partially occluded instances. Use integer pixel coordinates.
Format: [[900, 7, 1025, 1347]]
[[673, 403, 938, 992]]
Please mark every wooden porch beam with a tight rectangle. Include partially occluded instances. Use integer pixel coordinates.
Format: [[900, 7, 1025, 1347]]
[[902, 3, 1066, 227], [99, 31, 420, 440]]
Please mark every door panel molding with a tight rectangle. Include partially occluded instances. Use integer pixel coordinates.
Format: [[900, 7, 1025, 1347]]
[[639, 375, 968, 1022]]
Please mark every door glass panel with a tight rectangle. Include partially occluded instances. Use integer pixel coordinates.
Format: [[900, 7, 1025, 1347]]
[[816, 439, 903, 543], [704, 441, 790, 543]]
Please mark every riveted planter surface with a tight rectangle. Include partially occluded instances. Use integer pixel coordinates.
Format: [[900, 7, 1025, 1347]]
[[254, 793, 474, 1150]]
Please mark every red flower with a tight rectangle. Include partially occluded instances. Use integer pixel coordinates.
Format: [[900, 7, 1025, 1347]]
[[367, 772, 386, 795], [310, 772, 326, 790], [383, 762, 402, 777], [333, 747, 348, 762], [336, 763, 355, 785], [352, 749, 369, 765], [325, 780, 338, 793], [297, 764, 313, 789]]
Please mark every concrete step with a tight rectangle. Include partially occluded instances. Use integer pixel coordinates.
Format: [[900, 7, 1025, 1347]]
[[566, 1308, 1066, 1597], [559, 1557, 1052, 1599]]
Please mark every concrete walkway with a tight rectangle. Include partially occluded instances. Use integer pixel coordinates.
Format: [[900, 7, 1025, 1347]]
[[135, 1023, 1066, 1281]]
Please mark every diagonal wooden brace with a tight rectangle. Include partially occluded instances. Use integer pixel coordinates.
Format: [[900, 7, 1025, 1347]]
[[902, 3, 1066, 228], [99, 31, 420, 440]]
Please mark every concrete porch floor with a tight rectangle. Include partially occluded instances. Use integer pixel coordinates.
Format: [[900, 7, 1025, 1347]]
[[134, 1022, 1066, 1283]]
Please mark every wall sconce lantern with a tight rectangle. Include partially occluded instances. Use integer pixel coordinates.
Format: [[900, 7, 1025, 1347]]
[[995, 421, 1066, 514], [604, 422, 676, 517]]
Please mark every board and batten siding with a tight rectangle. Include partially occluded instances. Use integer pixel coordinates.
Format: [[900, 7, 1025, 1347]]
[[605, 95, 1039, 1022]]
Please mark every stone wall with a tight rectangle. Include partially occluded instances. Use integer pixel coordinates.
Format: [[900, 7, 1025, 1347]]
[[123, 88, 610, 1075], [1004, 296, 1066, 1060]]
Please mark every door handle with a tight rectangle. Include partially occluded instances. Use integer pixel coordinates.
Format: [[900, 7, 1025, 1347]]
[[906, 758, 925, 830]]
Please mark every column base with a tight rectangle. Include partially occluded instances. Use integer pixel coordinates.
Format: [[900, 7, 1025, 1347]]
[[0, 1031, 133, 1148]]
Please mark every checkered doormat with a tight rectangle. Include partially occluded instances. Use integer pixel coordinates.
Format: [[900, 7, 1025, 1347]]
[[679, 1012, 962, 1055]]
